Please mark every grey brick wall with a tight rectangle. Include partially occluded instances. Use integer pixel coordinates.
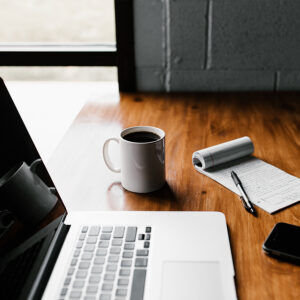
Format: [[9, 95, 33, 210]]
[[134, 0, 300, 92]]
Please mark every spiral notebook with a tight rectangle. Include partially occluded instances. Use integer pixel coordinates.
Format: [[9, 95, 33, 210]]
[[192, 137, 300, 214]]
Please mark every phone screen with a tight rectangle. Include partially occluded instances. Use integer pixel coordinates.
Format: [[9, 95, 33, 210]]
[[264, 223, 300, 257]]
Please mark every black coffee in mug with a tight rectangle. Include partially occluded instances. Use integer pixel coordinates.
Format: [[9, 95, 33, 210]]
[[123, 131, 160, 143]]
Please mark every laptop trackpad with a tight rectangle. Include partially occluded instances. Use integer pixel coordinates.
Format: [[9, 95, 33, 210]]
[[161, 261, 224, 300]]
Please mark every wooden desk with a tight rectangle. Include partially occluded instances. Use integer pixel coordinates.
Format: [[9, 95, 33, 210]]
[[48, 90, 300, 300]]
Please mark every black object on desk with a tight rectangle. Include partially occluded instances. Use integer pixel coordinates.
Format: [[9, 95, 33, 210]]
[[231, 171, 257, 216], [263, 222, 300, 265]]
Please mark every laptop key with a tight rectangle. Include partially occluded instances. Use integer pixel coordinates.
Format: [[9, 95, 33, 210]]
[[76, 241, 83, 248], [102, 226, 113, 233], [144, 242, 150, 248], [100, 233, 111, 240], [70, 291, 82, 299], [96, 248, 107, 256], [125, 227, 137, 242], [136, 249, 149, 256], [118, 278, 129, 286], [68, 267, 75, 276], [64, 277, 71, 286], [79, 233, 86, 240], [91, 266, 103, 274], [145, 227, 151, 233], [76, 270, 88, 279], [124, 243, 135, 250], [71, 258, 78, 266], [135, 258, 148, 267], [84, 244, 95, 252], [116, 288, 127, 296], [108, 255, 119, 263], [145, 234, 151, 240], [138, 234, 145, 240], [100, 294, 111, 300], [130, 269, 146, 300], [110, 247, 121, 254], [87, 286, 98, 294], [81, 226, 88, 233], [102, 283, 113, 291], [89, 276, 101, 284], [121, 260, 132, 267], [82, 252, 93, 260], [106, 264, 117, 272], [98, 240, 109, 248], [79, 261, 90, 269], [123, 251, 133, 258], [60, 288, 68, 296], [89, 226, 100, 236], [112, 239, 123, 246], [73, 249, 80, 257], [104, 273, 115, 281], [73, 280, 85, 288], [113, 226, 125, 238], [86, 237, 97, 244], [94, 257, 105, 264], [119, 269, 131, 276]]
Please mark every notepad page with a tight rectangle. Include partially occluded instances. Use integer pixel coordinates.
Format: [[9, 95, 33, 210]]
[[195, 156, 300, 214]]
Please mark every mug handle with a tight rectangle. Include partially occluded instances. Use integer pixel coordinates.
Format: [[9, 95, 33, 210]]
[[103, 137, 121, 173], [30, 159, 57, 195], [29, 158, 43, 173]]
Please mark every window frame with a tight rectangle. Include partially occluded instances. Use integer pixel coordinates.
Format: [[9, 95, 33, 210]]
[[0, 0, 135, 92]]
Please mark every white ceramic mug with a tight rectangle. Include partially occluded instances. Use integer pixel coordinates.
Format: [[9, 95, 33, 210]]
[[103, 126, 165, 193]]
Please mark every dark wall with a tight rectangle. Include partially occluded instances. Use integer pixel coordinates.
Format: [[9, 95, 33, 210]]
[[134, 0, 300, 91]]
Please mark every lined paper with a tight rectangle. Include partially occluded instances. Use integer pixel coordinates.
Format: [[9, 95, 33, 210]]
[[193, 138, 300, 213]]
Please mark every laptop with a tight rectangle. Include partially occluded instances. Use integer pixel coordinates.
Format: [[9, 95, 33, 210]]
[[0, 78, 237, 300]]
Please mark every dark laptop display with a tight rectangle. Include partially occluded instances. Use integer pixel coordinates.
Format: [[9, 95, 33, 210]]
[[0, 79, 68, 299]]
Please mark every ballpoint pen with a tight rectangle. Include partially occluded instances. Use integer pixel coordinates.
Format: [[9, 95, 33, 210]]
[[231, 171, 257, 216]]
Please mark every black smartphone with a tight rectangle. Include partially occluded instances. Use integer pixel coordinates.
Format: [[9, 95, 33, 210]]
[[263, 222, 300, 264]]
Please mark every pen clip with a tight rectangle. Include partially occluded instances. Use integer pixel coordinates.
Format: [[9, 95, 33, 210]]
[[240, 196, 257, 216], [240, 196, 249, 210]]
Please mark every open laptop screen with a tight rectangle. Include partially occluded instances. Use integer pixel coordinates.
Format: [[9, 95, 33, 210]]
[[0, 78, 66, 256]]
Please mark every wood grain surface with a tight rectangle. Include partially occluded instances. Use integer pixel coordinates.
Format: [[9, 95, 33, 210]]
[[49, 90, 300, 300]]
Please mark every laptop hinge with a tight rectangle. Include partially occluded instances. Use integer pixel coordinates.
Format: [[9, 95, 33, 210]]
[[28, 216, 70, 300]]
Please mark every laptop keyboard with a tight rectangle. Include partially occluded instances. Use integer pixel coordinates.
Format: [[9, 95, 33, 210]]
[[59, 226, 151, 300]]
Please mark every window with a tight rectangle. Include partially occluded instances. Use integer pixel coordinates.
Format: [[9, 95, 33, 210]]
[[0, 0, 135, 91], [0, 1, 116, 43]]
